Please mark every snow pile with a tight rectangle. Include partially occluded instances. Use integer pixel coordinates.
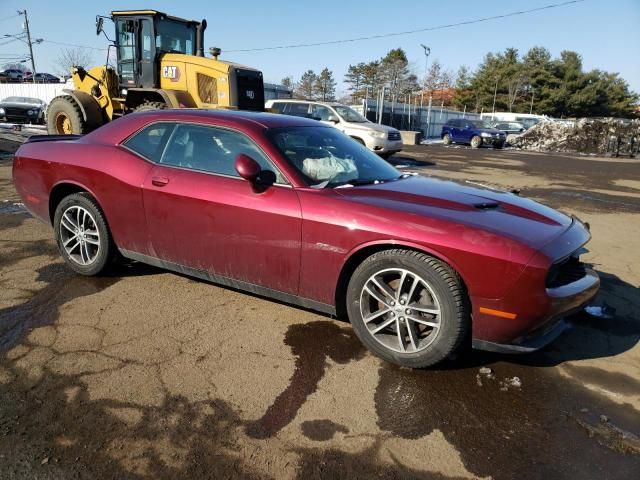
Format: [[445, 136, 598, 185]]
[[512, 118, 640, 154]]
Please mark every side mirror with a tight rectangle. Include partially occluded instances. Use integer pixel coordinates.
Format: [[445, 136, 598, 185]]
[[235, 154, 261, 182], [327, 115, 340, 124], [96, 17, 104, 36]]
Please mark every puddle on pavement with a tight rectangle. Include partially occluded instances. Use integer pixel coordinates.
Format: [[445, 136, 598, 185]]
[[375, 357, 640, 479], [0, 201, 27, 215], [246, 321, 366, 439], [561, 363, 640, 397]]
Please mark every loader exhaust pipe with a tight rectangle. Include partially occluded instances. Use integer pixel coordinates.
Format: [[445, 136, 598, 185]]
[[196, 19, 207, 57]]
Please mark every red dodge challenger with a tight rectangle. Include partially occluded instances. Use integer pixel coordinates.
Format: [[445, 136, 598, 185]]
[[12, 110, 599, 367]]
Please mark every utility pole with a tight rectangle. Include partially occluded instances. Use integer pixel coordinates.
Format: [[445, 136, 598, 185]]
[[491, 78, 499, 119], [18, 10, 37, 83], [421, 44, 431, 139]]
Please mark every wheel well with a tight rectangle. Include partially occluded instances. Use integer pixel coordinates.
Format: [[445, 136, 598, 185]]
[[48, 183, 88, 224], [334, 244, 469, 320], [125, 90, 167, 111], [350, 136, 366, 145]]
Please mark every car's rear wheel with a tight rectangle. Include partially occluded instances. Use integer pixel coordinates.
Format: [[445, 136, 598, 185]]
[[346, 249, 469, 368], [53, 193, 116, 276], [442, 133, 452, 145], [470, 136, 482, 148]]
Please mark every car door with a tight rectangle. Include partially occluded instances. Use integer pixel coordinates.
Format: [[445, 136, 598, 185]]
[[449, 119, 461, 141], [142, 122, 302, 294]]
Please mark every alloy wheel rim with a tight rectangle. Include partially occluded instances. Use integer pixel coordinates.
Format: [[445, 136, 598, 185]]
[[360, 268, 441, 354], [59, 206, 101, 265]]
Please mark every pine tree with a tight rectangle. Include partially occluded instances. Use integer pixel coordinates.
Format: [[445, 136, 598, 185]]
[[315, 68, 336, 101], [294, 70, 317, 100]]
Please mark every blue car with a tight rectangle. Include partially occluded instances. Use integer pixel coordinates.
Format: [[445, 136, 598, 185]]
[[441, 119, 506, 149]]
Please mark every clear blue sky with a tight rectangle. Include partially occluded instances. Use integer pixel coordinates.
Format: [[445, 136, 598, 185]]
[[1, 0, 638, 95]]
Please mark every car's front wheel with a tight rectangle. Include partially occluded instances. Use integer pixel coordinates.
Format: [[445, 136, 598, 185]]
[[470, 136, 482, 148], [53, 193, 116, 276], [346, 249, 469, 368], [442, 133, 452, 145]]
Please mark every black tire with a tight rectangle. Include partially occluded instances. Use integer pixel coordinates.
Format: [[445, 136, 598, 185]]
[[346, 249, 469, 368], [46, 95, 86, 135], [53, 193, 117, 276], [442, 133, 452, 145], [470, 136, 482, 149], [134, 101, 167, 113], [379, 152, 394, 160]]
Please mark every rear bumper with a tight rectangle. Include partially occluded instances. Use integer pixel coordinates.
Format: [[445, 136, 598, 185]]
[[473, 269, 599, 353]]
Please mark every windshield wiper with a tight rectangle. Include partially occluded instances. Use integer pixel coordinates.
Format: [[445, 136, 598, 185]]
[[328, 179, 383, 188]]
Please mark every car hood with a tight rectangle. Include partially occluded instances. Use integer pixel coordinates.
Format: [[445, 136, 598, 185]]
[[478, 127, 504, 135], [334, 175, 573, 251], [346, 121, 398, 134], [0, 102, 43, 109]]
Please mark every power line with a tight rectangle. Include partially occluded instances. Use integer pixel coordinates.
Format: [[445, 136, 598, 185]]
[[225, 0, 585, 52], [40, 39, 107, 51], [0, 13, 20, 23]]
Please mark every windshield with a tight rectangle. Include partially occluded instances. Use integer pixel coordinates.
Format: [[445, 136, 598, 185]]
[[516, 118, 540, 129], [471, 120, 492, 128], [266, 127, 401, 188], [2, 96, 42, 104], [156, 19, 195, 54], [334, 106, 369, 123]]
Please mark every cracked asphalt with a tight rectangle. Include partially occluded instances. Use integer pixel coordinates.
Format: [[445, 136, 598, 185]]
[[0, 136, 639, 479]]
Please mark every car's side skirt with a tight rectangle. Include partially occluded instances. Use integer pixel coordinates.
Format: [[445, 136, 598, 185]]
[[119, 249, 337, 316]]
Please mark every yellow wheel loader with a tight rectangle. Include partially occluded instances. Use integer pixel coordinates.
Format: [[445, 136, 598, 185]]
[[47, 10, 264, 134]]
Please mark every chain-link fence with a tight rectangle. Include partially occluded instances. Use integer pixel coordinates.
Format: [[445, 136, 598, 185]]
[[352, 100, 480, 139]]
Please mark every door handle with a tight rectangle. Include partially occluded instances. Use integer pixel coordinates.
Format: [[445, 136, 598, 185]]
[[151, 176, 169, 187]]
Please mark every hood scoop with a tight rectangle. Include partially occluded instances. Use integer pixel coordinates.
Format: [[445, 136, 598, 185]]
[[473, 202, 500, 210]]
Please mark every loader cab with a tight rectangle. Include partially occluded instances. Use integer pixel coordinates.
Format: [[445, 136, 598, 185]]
[[110, 10, 205, 89]]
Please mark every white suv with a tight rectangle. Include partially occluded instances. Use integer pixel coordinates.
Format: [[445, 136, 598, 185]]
[[265, 99, 402, 158]]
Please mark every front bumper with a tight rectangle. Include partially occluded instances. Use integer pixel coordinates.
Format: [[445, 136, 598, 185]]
[[473, 269, 599, 353], [368, 138, 403, 153], [480, 135, 506, 145]]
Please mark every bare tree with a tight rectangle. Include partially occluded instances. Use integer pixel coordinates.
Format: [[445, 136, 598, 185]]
[[55, 48, 94, 77], [506, 74, 528, 112]]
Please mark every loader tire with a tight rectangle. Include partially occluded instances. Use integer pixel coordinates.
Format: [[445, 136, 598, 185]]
[[134, 101, 167, 113], [47, 95, 86, 135]]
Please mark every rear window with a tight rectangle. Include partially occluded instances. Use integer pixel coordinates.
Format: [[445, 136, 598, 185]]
[[124, 122, 174, 162]]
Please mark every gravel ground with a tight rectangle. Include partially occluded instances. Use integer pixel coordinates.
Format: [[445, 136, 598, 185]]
[[0, 139, 638, 479]]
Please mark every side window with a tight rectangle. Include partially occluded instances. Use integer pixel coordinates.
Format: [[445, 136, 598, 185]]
[[124, 122, 174, 162], [160, 124, 287, 184], [449, 119, 459, 127], [140, 19, 152, 61], [285, 103, 311, 117], [270, 102, 285, 113], [311, 104, 333, 121]]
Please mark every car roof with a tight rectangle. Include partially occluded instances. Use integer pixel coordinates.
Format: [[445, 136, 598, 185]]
[[87, 108, 324, 144], [267, 99, 344, 107]]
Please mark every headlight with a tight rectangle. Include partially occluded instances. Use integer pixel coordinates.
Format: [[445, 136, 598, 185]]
[[27, 110, 35, 116], [0, 107, 5, 115], [368, 131, 386, 139], [480, 132, 491, 138]]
